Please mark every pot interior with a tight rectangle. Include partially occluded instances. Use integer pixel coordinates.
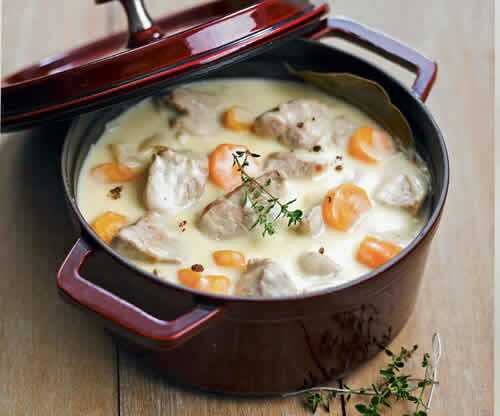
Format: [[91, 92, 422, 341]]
[[62, 39, 448, 298]]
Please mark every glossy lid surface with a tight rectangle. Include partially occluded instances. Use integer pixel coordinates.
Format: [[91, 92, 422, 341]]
[[1, 0, 329, 132]]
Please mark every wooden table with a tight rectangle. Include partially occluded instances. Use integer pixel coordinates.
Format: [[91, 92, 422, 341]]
[[1, 1, 494, 414]]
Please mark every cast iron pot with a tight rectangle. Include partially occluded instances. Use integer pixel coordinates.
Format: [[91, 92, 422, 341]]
[[57, 18, 449, 394]]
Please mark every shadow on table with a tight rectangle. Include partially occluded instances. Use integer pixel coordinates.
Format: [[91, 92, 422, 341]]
[[116, 346, 317, 414]]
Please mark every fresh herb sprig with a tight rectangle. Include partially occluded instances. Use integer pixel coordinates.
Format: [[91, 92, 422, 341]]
[[286, 333, 442, 416], [232, 150, 303, 237]]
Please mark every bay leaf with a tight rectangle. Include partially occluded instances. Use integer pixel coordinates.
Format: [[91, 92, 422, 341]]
[[288, 67, 415, 150]]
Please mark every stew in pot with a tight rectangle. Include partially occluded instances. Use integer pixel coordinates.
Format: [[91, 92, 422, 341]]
[[77, 79, 430, 297]]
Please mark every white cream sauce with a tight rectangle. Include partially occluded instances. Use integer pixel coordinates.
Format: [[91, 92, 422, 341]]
[[77, 79, 429, 295]]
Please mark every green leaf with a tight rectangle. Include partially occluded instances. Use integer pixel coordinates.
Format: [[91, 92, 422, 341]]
[[355, 404, 368, 414], [304, 393, 322, 414], [422, 353, 430, 368], [380, 369, 393, 378]]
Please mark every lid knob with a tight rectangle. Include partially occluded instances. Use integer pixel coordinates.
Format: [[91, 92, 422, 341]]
[[96, 0, 163, 48]]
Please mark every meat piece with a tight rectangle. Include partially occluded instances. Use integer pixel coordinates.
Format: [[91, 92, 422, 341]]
[[265, 152, 330, 178], [145, 148, 208, 213], [111, 132, 178, 171], [198, 171, 287, 240], [115, 212, 183, 263], [295, 205, 324, 237], [111, 142, 152, 170], [332, 115, 357, 147], [375, 173, 428, 214], [198, 199, 246, 240], [166, 88, 221, 136], [298, 251, 340, 277], [235, 258, 298, 297], [253, 100, 332, 150]]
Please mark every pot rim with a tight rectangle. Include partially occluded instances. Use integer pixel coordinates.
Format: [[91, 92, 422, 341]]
[[62, 39, 450, 304]]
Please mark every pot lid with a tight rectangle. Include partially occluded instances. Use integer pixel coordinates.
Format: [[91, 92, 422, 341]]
[[1, 0, 329, 132]]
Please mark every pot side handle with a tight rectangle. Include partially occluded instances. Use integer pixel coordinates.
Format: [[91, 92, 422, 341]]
[[57, 237, 223, 350], [309, 17, 437, 102]]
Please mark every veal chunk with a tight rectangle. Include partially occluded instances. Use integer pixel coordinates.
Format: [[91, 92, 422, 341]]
[[165, 88, 221, 136], [115, 212, 183, 263], [298, 251, 339, 277], [375, 173, 428, 214], [253, 99, 332, 150], [265, 152, 330, 179], [198, 171, 287, 240], [295, 205, 324, 237], [235, 258, 298, 297], [145, 148, 208, 213], [331, 115, 357, 147]]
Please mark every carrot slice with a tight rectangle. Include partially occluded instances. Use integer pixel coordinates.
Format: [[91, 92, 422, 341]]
[[91, 162, 139, 183], [177, 269, 202, 289], [222, 106, 253, 132], [213, 250, 246, 269], [203, 275, 231, 295], [356, 236, 402, 269], [208, 144, 260, 190], [91, 211, 128, 244], [347, 127, 395, 164], [322, 184, 372, 231]]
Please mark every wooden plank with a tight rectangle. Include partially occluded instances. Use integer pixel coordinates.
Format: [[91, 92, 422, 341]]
[[335, 1, 495, 415], [2, 0, 492, 415], [0, 3, 118, 416], [496, 4, 500, 415], [1, 0, 112, 76], [118, 349, 342, 416], [116, 0, 494, 415], [0, 129, 119, 416]]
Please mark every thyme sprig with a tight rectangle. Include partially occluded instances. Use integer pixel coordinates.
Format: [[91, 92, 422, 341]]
[[286, 333, 442, 416], [232, 150, 303, 237]]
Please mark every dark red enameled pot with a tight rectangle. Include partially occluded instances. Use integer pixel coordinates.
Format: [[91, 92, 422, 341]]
[[55, 19, 449, 394]]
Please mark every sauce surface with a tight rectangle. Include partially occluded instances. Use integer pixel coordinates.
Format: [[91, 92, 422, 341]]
[[77, 79, 430, 296]]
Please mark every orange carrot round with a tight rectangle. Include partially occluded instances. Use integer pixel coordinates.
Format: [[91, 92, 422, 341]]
[[91, 162, 138, 183], [213, 250, 246, 269], [347, 127, 395, 164], [177, 269, 202, 289], [91, 211, 128, 244], [356, 236, 402, 269], [322, 184, 372, 231], [222, 106, 253, 132], [203, 275, 231, 295], [208, 144, 259, 190]]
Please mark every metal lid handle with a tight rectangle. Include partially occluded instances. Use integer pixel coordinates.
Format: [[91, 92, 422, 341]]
[[96, 0, 163, 48]]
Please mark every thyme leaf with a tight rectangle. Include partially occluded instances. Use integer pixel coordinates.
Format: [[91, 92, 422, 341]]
[[232, 150, 303, 237], [286, 334, 442, 416]]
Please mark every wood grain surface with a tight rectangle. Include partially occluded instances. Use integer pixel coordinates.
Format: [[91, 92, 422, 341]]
[[0, 1, 494, 415]]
